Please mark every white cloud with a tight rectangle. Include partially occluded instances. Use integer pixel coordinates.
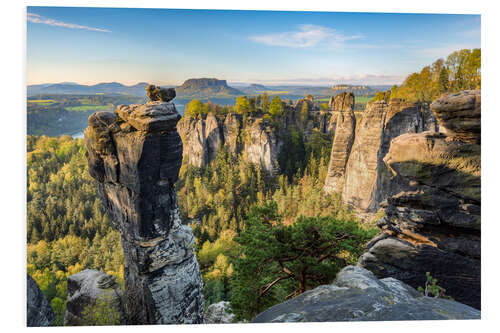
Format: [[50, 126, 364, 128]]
[[27, 13, 111, 33], [249, 24, 362, 48]]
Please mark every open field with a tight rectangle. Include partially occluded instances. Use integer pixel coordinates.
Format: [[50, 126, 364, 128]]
[[65, 104, 113, 112], [28, 99, 56, 106]]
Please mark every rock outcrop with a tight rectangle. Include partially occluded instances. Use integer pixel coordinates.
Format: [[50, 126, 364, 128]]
[[324, 93, 357, 193], [243, 119, 282, 173], [27, 274, 54, 327], [84, 94, 204, 324], [252, 266, 480, 322], [177, 113, 281, 173], [358, 90, 481, 309], [325, 98, 438, 212], [204, 301, 235, 324], [64, 269, 125, 326]]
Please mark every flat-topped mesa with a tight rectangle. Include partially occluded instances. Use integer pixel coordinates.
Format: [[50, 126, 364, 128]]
[[324, 93, 357, 193], [358, 90, 481, 309], [84, 88, 204, 324]]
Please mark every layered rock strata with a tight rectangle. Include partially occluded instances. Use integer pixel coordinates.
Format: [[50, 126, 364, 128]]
[[64, 269, 126, 326], [27, 274, 55, 327], [84, 98, 204, 324], [323, 93, 357, 193], [325, 98, 438, 212], [252, 266, 480, 322], [358, 90, 481, 309]]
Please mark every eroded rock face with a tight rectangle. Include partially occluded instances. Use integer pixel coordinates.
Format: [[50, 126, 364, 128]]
[[64, 269, 125, 326], [252, 266, 480, 323], [337, 99, 436, 212], [430, 90, 480, 143], [84, 97, 204, 324], [27, 274, 54, 327], [244, 119, 282, 174], [324, 94, 357, 193], [204, 301, 235, 324], [358, 91, 481, 309]]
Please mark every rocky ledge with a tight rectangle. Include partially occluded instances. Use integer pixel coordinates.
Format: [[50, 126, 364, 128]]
[[64, 269, 126, 326], [358, 90, 481, 309], [252, 266, 480, 323], [84, 92, 204, 324]]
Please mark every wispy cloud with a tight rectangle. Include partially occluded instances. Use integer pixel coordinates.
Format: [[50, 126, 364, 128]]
[[249, 24, 362, 48], [27, 13, 111, 33]]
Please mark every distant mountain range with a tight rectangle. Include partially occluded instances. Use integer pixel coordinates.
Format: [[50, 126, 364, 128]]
[[28, 79, 393, 98]]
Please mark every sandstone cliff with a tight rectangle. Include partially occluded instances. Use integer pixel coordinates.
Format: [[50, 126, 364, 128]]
[[84, 98, 204, 324], [358, 90, 481, 309], [323, 93, 356, 193], [252, 266, 480, 322], [325, 98, 438, 212]]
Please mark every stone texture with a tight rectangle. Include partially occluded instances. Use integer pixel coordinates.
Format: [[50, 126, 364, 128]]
[[64, 269, 125, 326], [358, 91, 481, 310], [324, 108, 356, 193], [430, 90, 481, 143], [340, 100, 436, 212], [27, 274, 54, 327], [252, 266, 480, 323], [146, 84, 176, 102], [84, 94, 204, 324], [204, 301, 235, 324], [244, 118, 282, 174]]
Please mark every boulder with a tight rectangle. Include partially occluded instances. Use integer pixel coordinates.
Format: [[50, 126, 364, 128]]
[[204, 301, 235, 324], [84, 90, 204, 324], [430, 90, 480, 143], [252, 266, 480, 323], [27, 274, 54, 327], [64, 269, 125, 326]]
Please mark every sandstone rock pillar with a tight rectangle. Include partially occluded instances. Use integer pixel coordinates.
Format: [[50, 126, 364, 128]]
[[84, 97, 204, 324]]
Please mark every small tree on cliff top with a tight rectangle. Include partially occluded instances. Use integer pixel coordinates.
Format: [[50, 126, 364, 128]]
[[268, 96, 284, 118], [229, 201, 376, 321]]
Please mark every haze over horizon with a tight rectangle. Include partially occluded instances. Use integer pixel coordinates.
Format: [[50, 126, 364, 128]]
[[27, 7, 480, 87]]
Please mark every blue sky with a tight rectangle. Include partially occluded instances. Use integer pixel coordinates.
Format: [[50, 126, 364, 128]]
[[26, 7, 481, 86]]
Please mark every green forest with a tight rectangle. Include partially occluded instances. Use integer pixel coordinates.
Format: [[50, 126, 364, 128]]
[[372, 48, 481, 103], [26, 125, 374, 323], [26, 48, 479, 325]]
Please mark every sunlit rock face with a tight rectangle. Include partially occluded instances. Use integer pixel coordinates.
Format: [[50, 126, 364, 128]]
[[358, 90, 481, 310], [84, 94, 204, 324], [325, 97, 438, 213]]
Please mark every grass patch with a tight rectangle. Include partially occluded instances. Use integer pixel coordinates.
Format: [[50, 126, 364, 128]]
[[28, 99, 56, 106], [65, 105, 113, 112]]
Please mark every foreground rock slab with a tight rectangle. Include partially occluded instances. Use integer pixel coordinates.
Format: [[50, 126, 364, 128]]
[[84, 94, 204, 324], [27, 274, 54, 327], [252, 266, 480, 323]]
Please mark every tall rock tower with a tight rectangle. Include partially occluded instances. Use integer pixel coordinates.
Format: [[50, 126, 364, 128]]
[[84, 86, 204, 324]]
